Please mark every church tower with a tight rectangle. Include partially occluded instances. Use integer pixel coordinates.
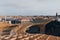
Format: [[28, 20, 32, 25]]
[[56, 13, 58, 21]]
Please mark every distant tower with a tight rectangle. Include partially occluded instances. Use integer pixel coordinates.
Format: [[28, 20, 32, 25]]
[[56, 13, 58, 21]]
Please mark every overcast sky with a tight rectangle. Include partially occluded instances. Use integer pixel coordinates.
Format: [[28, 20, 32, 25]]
[[0, 0, 60, 16]]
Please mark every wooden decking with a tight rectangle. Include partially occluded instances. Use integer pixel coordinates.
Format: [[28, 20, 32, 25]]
[[0, 19, 60, 40], [0, 33, 60, 40]]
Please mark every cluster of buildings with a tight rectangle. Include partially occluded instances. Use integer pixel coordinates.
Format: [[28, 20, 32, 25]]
[[0, 16, 50, 24], [1, 13, 60, 25]]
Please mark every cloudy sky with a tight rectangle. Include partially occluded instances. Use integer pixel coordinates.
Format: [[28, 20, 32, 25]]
[[0, 0, 60, 16]]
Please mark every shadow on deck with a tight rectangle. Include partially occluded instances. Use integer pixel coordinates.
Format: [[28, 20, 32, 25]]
[[45, 20, 60, 37], [26, 20, 60, 37]]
